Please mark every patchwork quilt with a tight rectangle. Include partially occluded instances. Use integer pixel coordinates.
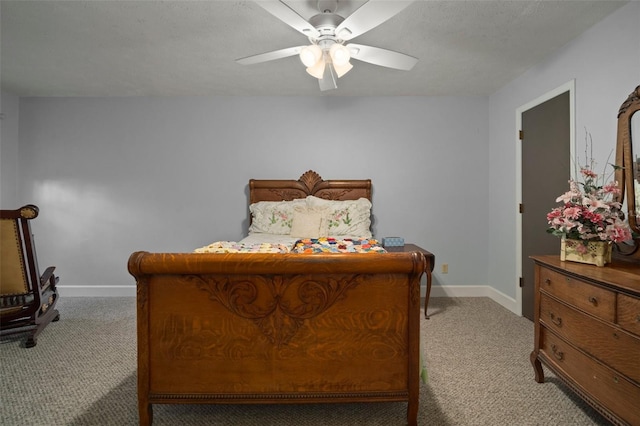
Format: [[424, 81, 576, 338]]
[[194, 238, 387, 254], [194, 241, 290, 253], [292, 237, 387, 253]]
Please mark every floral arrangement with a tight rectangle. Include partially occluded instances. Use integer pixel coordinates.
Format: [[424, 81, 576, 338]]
[[546, 138, 632, 249]]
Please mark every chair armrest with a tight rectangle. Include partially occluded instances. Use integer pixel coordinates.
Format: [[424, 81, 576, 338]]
[[40, 266, 58, 291]]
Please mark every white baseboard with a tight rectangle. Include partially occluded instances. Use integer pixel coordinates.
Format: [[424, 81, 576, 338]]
[[58, 285, 136, 297], [58, 284, 521, 316], [429, 285, 519, 315], [486, 286, 520, 315]]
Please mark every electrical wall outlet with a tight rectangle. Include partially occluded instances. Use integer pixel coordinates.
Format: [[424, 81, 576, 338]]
[[441, 264, 448, 274]]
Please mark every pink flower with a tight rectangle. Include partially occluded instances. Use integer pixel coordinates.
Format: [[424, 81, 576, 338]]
[[546, 209, 562, 221], [546, 144, 632, 244], [553, 218, 578, 231], [606, 224, 633, 243], [580, 168, 598, 178], [562, 206, 582, 219], [582, 210, 603, 224], [585, 196, 610, 210], [603, 181, 621, 195], [555, 190, 578, 203]]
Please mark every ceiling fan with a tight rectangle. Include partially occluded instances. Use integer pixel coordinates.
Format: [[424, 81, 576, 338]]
[[236, 0, 418, 91]]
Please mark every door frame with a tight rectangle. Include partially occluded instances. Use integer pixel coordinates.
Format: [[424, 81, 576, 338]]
[[514, 80, 575, 317]]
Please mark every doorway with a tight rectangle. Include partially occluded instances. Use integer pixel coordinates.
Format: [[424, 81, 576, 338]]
[[517, 82, 574, 320]]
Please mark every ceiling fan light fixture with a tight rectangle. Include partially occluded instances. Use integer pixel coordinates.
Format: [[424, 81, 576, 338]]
[[239, 0, 420, 91], [333, 61, 353, 78], [306, 56, 326, 79], [299, 44, 322, 67], [336, 28, 352, 40], [329, 43, 351, 66]]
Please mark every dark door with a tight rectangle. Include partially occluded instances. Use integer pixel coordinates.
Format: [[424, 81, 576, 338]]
[[521, 92, 570, 320]]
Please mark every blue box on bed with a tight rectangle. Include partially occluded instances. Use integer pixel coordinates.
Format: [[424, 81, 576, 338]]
[[382, 237, 404, 247]]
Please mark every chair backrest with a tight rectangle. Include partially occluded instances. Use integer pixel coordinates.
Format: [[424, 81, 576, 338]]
[[0, 205, 40, 296]]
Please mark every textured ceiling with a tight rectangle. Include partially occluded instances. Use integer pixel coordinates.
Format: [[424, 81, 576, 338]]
[[0, 0, 628, 97]]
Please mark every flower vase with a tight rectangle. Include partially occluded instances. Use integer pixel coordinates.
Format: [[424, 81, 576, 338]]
[[560, 238, 612, 267]]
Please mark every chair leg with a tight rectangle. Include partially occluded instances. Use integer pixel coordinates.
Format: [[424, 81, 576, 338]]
[[24, 308, 60, 348]]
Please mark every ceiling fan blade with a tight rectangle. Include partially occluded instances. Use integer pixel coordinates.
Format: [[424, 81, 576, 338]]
[[318, 64, 338, 91], [335, 0, 414, 41], [256, 1, 320, 38], [347, 43, 418, 71], [236, 46, 305, 65]]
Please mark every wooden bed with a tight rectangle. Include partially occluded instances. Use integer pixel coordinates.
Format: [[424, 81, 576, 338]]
[[128, 171, 430, 426]]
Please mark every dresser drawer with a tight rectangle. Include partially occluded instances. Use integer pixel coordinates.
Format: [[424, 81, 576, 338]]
[[540, 294, 640, 384], [540, 327, 640, 426], [538, 267, 615, 322], [618, 293, 640, 336]]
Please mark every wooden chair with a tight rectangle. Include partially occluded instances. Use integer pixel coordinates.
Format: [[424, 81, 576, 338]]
[[1, 205, 60, 347]]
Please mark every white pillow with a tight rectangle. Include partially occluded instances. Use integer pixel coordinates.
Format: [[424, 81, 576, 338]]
[[290, 206, 329, 238], [305, 196, 372, 238], [248, 199, 306, 235]]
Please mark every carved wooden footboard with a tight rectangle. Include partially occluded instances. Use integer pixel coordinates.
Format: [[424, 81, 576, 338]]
[[128, 251, 426, 426]]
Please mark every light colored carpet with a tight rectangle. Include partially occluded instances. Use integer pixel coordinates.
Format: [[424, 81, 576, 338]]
[[0, 297, 610, 425]]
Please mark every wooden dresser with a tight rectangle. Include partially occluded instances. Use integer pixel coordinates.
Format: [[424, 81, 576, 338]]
[[530, 255, 640, 426]]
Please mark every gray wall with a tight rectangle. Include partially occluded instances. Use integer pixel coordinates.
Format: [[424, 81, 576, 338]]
[[1, 91, 20, 207], [14, 96, 489, 292], [3, 2, 638, 310], [488, 2, 640, 306]]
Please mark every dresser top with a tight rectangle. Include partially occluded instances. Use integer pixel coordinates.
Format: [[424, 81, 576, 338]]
[[531, 255, 640, 296]]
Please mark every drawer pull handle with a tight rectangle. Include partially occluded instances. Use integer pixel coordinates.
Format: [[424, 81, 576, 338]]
[[588, 296, 598, 306], [550, 312, 562, 327], [613, 376, 619, 384], [636, 315, 640, 323], [544, 278, 551, 285], [551, 344, 564, 361]]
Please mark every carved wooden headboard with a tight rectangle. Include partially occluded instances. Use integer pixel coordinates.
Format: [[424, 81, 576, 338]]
[[249, 170, 372, 204]]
